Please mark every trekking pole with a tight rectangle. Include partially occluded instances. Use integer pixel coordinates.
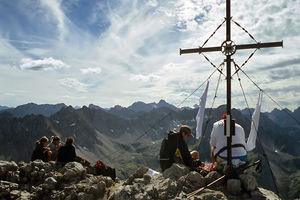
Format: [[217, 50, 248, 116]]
[[187, 159, 261, 198], [187, 174, 226, 198]]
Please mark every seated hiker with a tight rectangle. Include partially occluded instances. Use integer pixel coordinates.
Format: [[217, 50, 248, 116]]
[[57, 137, 76, 164], [48, 136, 61, 161], [31, 136, 52, 162], [210, 114, 247, 167], [160, 125, 202, 171]]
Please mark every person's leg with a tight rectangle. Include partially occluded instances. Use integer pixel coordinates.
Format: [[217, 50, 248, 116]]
[[190, 150, 199, 160]]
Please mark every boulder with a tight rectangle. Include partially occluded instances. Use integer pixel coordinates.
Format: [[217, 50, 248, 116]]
[[227, 179, 241, 195], [124, 166, 148, 185], [0, 180, 19, 198], [205, 171, 223, 186], [43, 177, 57, 190], [61, 162, 86, 182], [239, 174, 257, 192], [162, 163, 190, 180], [0, 161, 19, 181]]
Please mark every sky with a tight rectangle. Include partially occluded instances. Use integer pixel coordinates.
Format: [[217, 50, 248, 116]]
[[0, 0, 299, 111]]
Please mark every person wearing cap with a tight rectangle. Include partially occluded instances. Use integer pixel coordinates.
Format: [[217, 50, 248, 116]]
[[160, 125, 202, 171], [210, 114, 247, 166]]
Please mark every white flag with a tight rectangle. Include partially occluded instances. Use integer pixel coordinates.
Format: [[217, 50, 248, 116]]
[[196, 81, 209, 139], [246, 91, 263, 151]]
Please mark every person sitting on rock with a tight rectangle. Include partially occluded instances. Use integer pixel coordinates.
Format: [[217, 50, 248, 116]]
[[57, 137, 76, 165], [48, 136, 61, 161], [160, 125, 202, 171], [31, 136, 52, 162], [210, 114, 247, 167]]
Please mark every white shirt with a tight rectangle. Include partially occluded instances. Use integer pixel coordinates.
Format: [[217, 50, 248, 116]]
[[210, 120, 247, 158]]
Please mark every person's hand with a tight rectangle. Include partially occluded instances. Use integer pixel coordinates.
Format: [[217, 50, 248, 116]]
[[195, 160, 203, 167]]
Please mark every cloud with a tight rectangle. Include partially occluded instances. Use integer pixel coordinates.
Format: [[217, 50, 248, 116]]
[[59, 78, 88, 92], [19, 57, 70, 71], [129, 74, 160, 83], [80, 67, 102, 75], [39, 0, 67, 41]]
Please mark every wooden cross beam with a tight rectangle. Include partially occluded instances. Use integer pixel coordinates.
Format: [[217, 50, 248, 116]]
[[180, 0, 283, 168]]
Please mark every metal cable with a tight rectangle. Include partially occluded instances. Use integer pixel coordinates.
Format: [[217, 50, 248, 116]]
[[110, 64, 225, 161], [234, 67, 280, 197], [232, 60, 300, 127], [232, 48, 258, 77], [201, 19, 226, 47], [197, 63, 225, 151], [202, 54, 226, 77], [232, 19, 258, 43]]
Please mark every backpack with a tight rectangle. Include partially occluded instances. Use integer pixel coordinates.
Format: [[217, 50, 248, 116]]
[[94, 160, 116, 181]]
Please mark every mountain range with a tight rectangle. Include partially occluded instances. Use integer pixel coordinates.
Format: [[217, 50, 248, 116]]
[[0, 100, 299, 198]]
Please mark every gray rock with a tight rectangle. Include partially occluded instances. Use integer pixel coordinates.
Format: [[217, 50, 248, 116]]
[[251, 187, 281, 200], [239, 174, 257, 192], [193, 189, 227, 200], [124, 166, 149, 185], [143, 174, 151, 184], [227, 179, 241, 195], [97, 181, 106, 195], [18, 191, 31, 200], [162, 163, 190, 180], [102, 176, 114, 187], [0, 161, 18, 180], [185, 171, 205, 188], [77, 192, 94, 200], [61, 162, 86, 182], [44, 177, 57, 190], [205, 171, 223, 186], [0, 180, 19, 197], [6, 170, 20, 183]]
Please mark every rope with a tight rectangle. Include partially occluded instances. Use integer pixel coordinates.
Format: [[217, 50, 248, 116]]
[[232, 19, 258, 43], [232, 48, 258, 77], [197, 63, 225, 153], [201, 19, 226, 48], [232, 61, 300, 126], [202, 54, 226, 76], [110, 63, 225, 161], [234, 69, 280, 197]]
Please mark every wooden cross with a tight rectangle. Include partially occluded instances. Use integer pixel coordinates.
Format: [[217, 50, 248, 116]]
[[180, 0, 283, 167]]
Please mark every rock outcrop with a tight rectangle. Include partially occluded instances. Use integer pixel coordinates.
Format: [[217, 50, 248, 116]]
[[0, 160, 116, 200], [0, 160, 281, 200], [110, 163, 281, 200]]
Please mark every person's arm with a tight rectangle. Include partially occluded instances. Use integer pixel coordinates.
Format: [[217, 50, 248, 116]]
[[178, 137, 197, 168], [211, 145, 216, 163], [210, 123, 217, 163], [71, 146, 76, 161]]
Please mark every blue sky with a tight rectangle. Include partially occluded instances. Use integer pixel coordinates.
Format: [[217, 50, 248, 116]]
[[0, 0, 299, 111]]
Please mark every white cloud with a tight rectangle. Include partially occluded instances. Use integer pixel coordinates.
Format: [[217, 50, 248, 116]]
[[80, 67, 102, 75], [0, 0, 299, 111], [19, 57, 70, 71], [59, 78, 89, 92], [129, 74, 160, 83], [39, 0, 67, 41]]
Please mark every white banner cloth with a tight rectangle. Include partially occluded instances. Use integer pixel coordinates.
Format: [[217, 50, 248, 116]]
[[246, 91, 263, 151], [196, 81, 209, 139]]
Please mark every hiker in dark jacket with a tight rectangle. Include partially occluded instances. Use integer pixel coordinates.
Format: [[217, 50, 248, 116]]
[[31, 136, 51, 162], [160, 125, 202, 171], [57, 137, 76, 164]]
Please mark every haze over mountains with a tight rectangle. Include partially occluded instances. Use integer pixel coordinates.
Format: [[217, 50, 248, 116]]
[[0, 100, 299, 198]]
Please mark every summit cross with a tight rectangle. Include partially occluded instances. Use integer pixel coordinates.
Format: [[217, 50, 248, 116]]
[[180, 0, 283, 167]]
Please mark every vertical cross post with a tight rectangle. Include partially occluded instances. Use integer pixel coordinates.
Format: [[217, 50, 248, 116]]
[[225, 0, 233, 168], [179, 0, 282, 169]]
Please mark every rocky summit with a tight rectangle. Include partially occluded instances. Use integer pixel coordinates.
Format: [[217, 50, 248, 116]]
[[0, 160, 280, 200]]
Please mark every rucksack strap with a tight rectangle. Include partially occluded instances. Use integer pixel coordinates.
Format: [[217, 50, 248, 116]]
[[214, 144, 246, 159]]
